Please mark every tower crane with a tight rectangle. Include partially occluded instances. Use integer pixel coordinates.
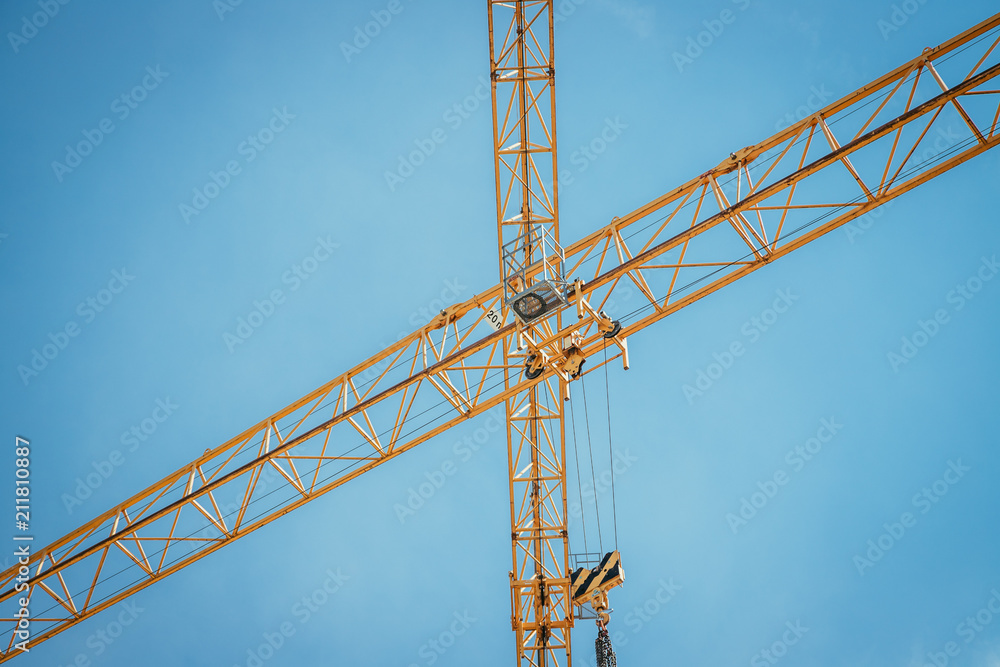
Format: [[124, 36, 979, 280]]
[[3, 5, 1000, 665]]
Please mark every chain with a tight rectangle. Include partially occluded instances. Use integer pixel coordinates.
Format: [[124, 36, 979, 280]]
[[595, 623, 617, 667]]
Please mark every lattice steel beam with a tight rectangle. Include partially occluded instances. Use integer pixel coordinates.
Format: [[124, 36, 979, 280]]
[[489, 2, 571, 665]]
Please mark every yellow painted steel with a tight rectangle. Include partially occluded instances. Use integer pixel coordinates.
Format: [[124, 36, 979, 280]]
[[0, 11, 998, 663], [489, 2, 572, 665]]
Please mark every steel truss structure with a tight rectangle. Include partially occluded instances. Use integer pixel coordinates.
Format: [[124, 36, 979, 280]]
[[1, 10, 999, 664], [490, 2, 573, 664]]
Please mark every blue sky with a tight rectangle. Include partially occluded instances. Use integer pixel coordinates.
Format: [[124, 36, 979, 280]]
[[1, 0, 1000, 665]]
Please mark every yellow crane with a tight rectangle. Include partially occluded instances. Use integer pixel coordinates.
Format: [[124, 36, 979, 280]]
[[3, 5, 999, 665]]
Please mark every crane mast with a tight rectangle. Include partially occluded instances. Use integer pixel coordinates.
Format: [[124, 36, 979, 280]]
[[488, 2, 572, 665], [1, 11, 999, 663]]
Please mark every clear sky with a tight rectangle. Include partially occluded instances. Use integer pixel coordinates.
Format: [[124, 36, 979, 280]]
[[1, 0, 1000, 666]]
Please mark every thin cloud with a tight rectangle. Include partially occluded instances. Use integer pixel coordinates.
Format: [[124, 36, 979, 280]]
[[596, 0, 656, 38]]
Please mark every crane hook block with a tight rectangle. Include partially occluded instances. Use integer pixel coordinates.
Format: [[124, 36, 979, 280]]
[[571, 551, 625, 610]]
